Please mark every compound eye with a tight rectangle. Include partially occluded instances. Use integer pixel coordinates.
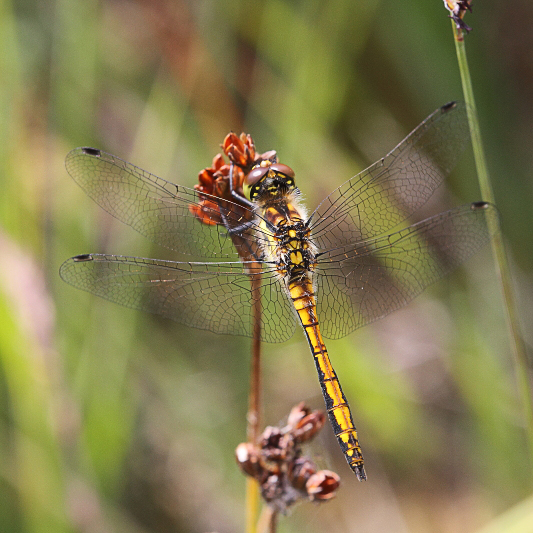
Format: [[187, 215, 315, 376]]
[[245, 165, 269, 187], [270, 163, 295, 178]]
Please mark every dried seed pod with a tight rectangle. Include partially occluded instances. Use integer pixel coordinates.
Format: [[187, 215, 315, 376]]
[[293, 411, 326, 444], [306, 470, 341, 501], [288, 457, 317, 491], [286, 402, 310, 428], [234, 403, 341, 511], [235, 442, 262, 478]]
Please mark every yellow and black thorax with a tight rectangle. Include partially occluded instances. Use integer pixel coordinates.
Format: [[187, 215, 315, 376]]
[[244, 163, 317, 280]]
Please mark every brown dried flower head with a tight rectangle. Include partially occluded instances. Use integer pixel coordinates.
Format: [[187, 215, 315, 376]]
[[188, 132, 277, 227], [235, 403, 340, 513]]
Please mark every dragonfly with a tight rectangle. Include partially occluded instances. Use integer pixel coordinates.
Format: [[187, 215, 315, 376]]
[[60, 101, 496, 481]]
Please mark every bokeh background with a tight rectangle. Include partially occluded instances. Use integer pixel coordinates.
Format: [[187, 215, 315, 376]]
[[1, 1, 532, 532]]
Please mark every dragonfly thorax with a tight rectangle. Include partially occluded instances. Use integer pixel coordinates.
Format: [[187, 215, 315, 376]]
[[258, 196, 317, 281], [275, 221, 316, 277]]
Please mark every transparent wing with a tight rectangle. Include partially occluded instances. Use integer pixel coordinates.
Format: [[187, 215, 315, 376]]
[[315, 202, 497, 339], [65, 148, 267, 260], [59, 254, 297, 343], [309, 102, 470, 250]]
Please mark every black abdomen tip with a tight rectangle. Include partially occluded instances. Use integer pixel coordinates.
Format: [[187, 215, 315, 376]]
[[81, 147, 101, 157], [353, 463, 367, 481]]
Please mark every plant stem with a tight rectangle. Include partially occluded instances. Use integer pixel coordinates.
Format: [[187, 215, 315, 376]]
[[247, 268, 262, 444], [452, 21, 533, 474], [245, 265, 263, 532], [257, 506, 278, 533], [246, 478, 260, 533], [269, 509, 278, 533]]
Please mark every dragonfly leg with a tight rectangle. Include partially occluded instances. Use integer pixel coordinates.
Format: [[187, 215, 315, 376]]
[[229, 163, 255, 209], [218, 207, 255, 236]]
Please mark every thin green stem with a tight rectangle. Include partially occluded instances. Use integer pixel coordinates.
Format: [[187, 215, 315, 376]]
[[452, 21, 533, 474]]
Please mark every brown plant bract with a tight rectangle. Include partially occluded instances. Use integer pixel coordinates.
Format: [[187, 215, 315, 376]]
[[236, 403, 341, 513], [189, 132, 276, 227]]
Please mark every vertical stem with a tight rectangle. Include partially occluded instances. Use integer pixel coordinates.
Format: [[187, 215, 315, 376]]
[[247, 266, 262, 443], [452, 21, 533, 474], [245, 477, 260, 533], [268, 510, 278, 533], [257, 506, 278, 533], [245, 263, 262, 533]]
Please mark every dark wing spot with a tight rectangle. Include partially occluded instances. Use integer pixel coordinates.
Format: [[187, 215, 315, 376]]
[[73, 254, 93, 262], [441, 101, 457, 113], [81, 147, 101, 157]]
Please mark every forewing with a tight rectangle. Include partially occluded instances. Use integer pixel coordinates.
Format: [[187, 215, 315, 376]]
[[310, 102, 470, 250], [60, 254, 297, 343], [315, 203, 497, 339], [65, 148, 262, 260]]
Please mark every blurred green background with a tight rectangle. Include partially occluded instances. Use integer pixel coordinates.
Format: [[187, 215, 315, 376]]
[[1, 1, 532, 532]]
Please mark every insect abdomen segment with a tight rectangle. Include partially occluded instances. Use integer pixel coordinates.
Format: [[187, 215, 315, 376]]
[[288, 276, 366, 481]]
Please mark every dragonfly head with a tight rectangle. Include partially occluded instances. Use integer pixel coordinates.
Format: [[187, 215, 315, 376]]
[[243, 163, 296, 202]]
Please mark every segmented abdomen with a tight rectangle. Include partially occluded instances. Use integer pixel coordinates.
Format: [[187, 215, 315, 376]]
[[288, 275, 366, 480]]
